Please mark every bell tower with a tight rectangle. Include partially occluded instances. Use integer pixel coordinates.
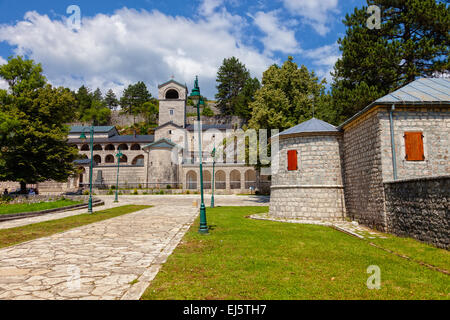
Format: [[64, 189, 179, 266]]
[[157, 79, 187, 128]]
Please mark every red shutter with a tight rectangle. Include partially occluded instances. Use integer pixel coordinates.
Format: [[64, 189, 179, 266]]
[[287, 150, 298, 171], [404, 132, 424, 161]]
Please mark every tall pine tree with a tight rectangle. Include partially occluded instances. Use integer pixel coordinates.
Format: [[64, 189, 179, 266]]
[[332, 0, 450, 122], [215, 57, 251, 116]]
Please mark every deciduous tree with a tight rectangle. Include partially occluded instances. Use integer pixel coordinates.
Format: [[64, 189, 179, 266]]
[[0, 56, 78, 193]]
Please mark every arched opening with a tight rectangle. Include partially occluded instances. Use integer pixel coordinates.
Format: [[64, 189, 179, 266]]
[[230, 170, 241, 189], [118, 144, 129, 151], [215, 170, 226, 189], [203, 170, 211, 189], [93, 144, 102, 151], [165, 89, 179, 99], [186, 170, 197, 190], [81, 144, 89, 151], [132, 155, 144, 166], [93, 155, 101, 164], [105, 155, 115, 164], [245, 170, 256, 189], [120, 154, 128, 163], [105, 144, 115, 151], [131, 144, 141, 151]]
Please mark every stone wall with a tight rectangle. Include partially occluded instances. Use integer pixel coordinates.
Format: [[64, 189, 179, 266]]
[[0, 182, 20, 193], [342, 109, 387, 231], [384, 176, 449, 249], [379, 107, 450, 181], [269, 133, 346, 220]]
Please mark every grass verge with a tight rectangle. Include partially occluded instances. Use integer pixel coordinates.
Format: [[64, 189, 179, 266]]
[[0, 199, 83, 215], [141, 206, 449, 300], [0, 205, 151, 249]]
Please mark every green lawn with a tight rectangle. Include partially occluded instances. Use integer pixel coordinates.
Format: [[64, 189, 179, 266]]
[[0, 199, 83, 215], [0, 205, 151, 249], [141, 206, 449, 300]]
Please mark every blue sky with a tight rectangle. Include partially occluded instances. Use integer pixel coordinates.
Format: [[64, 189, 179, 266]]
[[0, 0, 366, 98]]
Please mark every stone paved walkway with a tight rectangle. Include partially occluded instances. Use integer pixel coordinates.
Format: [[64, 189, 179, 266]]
[[0, 195, 269, 300]]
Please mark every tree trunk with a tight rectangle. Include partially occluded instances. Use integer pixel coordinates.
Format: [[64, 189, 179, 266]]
[[20, 182, 27, 194]]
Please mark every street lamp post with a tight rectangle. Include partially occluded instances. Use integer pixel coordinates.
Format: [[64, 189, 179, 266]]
[[210, 135, 216, 208], [80, 126, 94, 213], [190, 76, 208, 234], [114, 148, 123, 203]]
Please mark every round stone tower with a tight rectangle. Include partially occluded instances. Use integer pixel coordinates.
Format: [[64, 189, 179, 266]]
[[269, 118, 346, 221]]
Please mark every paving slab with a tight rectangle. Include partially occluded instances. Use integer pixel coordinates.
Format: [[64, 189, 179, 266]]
[[0, 195, 269, 300]]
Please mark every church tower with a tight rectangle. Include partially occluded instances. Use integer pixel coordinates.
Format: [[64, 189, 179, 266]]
[[157, 79, 187, 128]]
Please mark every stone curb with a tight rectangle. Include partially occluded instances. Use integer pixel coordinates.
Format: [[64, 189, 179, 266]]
[[0, 200, 105, 222]]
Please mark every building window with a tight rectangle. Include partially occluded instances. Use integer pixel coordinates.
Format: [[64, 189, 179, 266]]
[[287, 150, 298, 171], [404, 132, 425, 161], [169, 109, 174, 116], [168, 130, 172, 135]]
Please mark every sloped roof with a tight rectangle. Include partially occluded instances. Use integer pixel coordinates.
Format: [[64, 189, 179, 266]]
[[142, 138, 179, 150], [375, 78, 450, 104], [158, 79, 187, 89], [185, 123, 233, 131], [339, 77, 450, 129], [278, 118, 338, 137], [69, 126, 116, 134], [68, 135, 154, 144]]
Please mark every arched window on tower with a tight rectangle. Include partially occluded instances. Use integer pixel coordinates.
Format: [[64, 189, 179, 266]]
[[165, 89, 179, 99]]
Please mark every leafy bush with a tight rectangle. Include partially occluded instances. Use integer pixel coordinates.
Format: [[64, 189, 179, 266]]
[[132, 188, 139, 195], [166, 185, 171, 189], [107, 189, 114, 195], [201, 107, 214, 117]]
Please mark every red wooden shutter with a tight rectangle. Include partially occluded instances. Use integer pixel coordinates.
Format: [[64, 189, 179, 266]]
[[287, 150, 298, 171], [404, 132, 424, 161]]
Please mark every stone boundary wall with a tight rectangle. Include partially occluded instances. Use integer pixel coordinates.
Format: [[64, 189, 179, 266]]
[[342, 109, 387, 231], [384, 176, 449, 249], [270, 185, 346, 221]]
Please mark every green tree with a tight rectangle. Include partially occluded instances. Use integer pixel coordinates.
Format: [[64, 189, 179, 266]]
[[120, 81, 152, 124], [104, 89, 119, 110], [75, 85, 93, 118], [0, 56, 78, 193], [332, 0, 450, 121], [141, 100, 159, 124], [92, 88, 103, 102], [215, 57, 251, 115], [234, 77, 261, 120], [248, 57, 331, 131]]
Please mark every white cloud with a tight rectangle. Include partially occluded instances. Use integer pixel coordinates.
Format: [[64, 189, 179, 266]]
[[303, 43, 340, 83], [0, 56, 8, 89], [200, 0, 224, 16], [252, 10, 301, 55], [282, 0, 339, 35], [0, 8, 274, 98]]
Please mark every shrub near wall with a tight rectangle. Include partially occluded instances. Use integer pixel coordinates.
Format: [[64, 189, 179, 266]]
[[384, 176, 449, 249]]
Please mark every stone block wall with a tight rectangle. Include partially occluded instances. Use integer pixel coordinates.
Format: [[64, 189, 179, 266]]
[[342, 110, 387, 231], [379, 107, 450, 181], [270, 186, 345, 221], [272, 134, 344, 186], [384, 176, 449, 249], [269, 133, 346, 220]]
